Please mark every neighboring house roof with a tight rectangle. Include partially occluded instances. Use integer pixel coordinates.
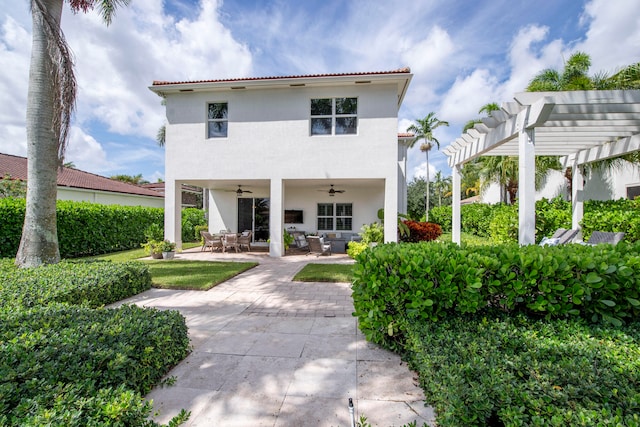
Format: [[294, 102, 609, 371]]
[[0, 153, 162, 198], [141, 182, 202, 195]]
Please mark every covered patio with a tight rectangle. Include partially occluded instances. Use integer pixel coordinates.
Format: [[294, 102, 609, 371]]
[[444, 90, 640, 244]]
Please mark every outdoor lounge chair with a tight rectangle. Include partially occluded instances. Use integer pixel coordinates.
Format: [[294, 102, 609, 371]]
[[291, 232, 310, 252], [307, 235, 331, 256], [200, 231, 223, 252], [539, 228, 579, 246], [586, 231, 625, 245], [223, 233, 240, 253], [238, 230, 252, 251]]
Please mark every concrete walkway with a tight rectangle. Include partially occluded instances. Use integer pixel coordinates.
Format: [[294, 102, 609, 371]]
[[117, 249, 435, 426]]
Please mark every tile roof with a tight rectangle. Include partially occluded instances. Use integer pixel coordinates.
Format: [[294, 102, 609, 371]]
[[398, 133, 415, 138], [0, 153, 162, 198], [152, 67, 411, 87]]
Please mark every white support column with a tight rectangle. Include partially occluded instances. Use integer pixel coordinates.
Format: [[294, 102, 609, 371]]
[[572, 162, 584, 230], [164, 180, 182, 249], [384, 178, 398, 243], [518, 127, 536, 245], [269, 178, 284, 257], [452, 165, 461, 245]]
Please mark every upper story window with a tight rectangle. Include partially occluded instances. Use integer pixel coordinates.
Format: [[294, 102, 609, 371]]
[[208, 102, 228, 138], [310, 97, 357, 136]]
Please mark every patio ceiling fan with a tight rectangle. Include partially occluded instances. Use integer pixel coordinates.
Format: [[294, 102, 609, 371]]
[[226, 185, 253, 196], [318, 184, 345, 197]]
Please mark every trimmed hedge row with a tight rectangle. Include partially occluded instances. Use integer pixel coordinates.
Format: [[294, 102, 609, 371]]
[[0, 259, 151, 310], [0, 304, 190, 426], [352, 242, 640, 352], [0, 198, 164, 258], [429, 198, 639, 243], [0, 260, 190, 426], [405, 313, 640, 426]]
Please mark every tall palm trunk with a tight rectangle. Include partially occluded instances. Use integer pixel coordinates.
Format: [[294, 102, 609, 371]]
[[16, 0, 65, 267], [425, 148, 430, 222]]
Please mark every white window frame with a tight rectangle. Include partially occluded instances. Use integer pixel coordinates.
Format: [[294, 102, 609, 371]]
[[207, 102, 228, 138], [317, 202, 353, 231], [310, 97, 358, 136]]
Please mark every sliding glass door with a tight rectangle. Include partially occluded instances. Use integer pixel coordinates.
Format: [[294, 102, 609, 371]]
[[237, 198, 270, 242]]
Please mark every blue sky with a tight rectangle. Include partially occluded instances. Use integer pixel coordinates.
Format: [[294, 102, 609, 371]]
[[0, 0, 638, 183]]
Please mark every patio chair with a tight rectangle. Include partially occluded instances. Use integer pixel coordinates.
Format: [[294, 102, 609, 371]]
[[223, 233, 240, 253], [200, 231, 223, 252], [539, 228, 579, 246], [238, 230, 252, 251], [291, 232, 310, 252], [586, 231, 625, 245], [307, 235, 331, 256]]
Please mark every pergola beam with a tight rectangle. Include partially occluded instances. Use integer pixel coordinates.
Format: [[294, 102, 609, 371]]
[[445, 89, 640, 245]]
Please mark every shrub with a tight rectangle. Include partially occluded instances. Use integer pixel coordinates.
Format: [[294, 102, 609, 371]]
[[402, 221, 442, 242], [488, 204, 518, 243], [360, 222, 384, 244], [0, 198, 164, 258], [535, 197, 571, 240], [0, 259, 151, 310], [405, 314, 640, 426], [461, 203, 495, 237], [582, 199, 640, 242], [346, 241, 369, 259], [181, 208, 206, 242], [194, 224, 208, 242], [351, 242, 640, 351], [0, 304, 190, 426], [428, 206, 451, 232]]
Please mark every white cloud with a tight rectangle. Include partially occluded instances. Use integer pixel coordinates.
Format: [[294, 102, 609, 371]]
[[411, 159, 437, 181], [401, 26, 456, 77], [65, 127, 114, 173], [577, 0, 640, 73]]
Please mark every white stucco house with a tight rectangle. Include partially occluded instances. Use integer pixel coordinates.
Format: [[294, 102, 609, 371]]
[[149, 68, 413, 256]]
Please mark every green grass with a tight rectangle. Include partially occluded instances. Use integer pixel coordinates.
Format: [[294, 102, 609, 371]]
[[293, 263, 354, 282], [85, 241, 202, 262], [145, 260, 258, 290]]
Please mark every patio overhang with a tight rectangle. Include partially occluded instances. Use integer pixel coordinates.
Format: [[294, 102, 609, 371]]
[[443, 90, 640, 245]]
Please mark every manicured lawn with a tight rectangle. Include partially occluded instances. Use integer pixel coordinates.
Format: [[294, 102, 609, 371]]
[[145, 260, 258, 290], [86, 241, 202, 262], [293, 263, 354, 282]]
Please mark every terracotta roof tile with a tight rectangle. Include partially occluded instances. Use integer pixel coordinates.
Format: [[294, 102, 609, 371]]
[[152, 67, 411, 86], [0, 153, 162, 198]]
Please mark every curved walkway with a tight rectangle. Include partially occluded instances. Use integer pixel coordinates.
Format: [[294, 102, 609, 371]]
[[117, 249, 435, 426]]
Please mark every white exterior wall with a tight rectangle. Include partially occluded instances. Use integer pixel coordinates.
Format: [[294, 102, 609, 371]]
[[162, 82, 402, 255], [479, 162, 640, 204], [56, 187, 163, 207]]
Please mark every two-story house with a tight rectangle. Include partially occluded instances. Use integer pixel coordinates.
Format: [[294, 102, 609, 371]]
[[149, 68, 413, 256]]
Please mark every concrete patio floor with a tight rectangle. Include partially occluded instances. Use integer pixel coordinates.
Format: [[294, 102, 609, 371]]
[[116, 248, 436, 426]]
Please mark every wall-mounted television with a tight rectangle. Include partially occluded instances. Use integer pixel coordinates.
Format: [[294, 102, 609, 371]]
[[284, 209, 304, 224]]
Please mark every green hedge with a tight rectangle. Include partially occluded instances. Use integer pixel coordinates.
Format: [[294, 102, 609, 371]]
[[352, 242, 640, 352], [0, 259, 151, 310], [0, 304, 190, 426], [181, 208, 207, 243], [428, 198, 639, 243], [405, 314, 640, 426], [0, 198, 164, 258], [0, 259, 190, 426]]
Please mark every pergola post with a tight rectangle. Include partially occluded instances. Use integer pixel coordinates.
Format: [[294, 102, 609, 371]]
[[518, 125, 536, 245], [572, 161, 584, 230], [452, 164, 461, 245]]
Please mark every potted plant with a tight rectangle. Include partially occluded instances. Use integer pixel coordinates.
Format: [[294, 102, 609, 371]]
[[141, 240, 163, 259], [160, 240, 176, 260]]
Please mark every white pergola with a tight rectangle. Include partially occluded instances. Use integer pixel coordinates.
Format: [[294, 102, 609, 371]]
[[443, 90, 640, 245]]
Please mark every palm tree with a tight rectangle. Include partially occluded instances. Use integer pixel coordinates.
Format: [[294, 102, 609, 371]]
[[406, 112, 449, 221], [526, 51, 594, 91], [432, 171, 452, 207], [16, 0, 130, 268]]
